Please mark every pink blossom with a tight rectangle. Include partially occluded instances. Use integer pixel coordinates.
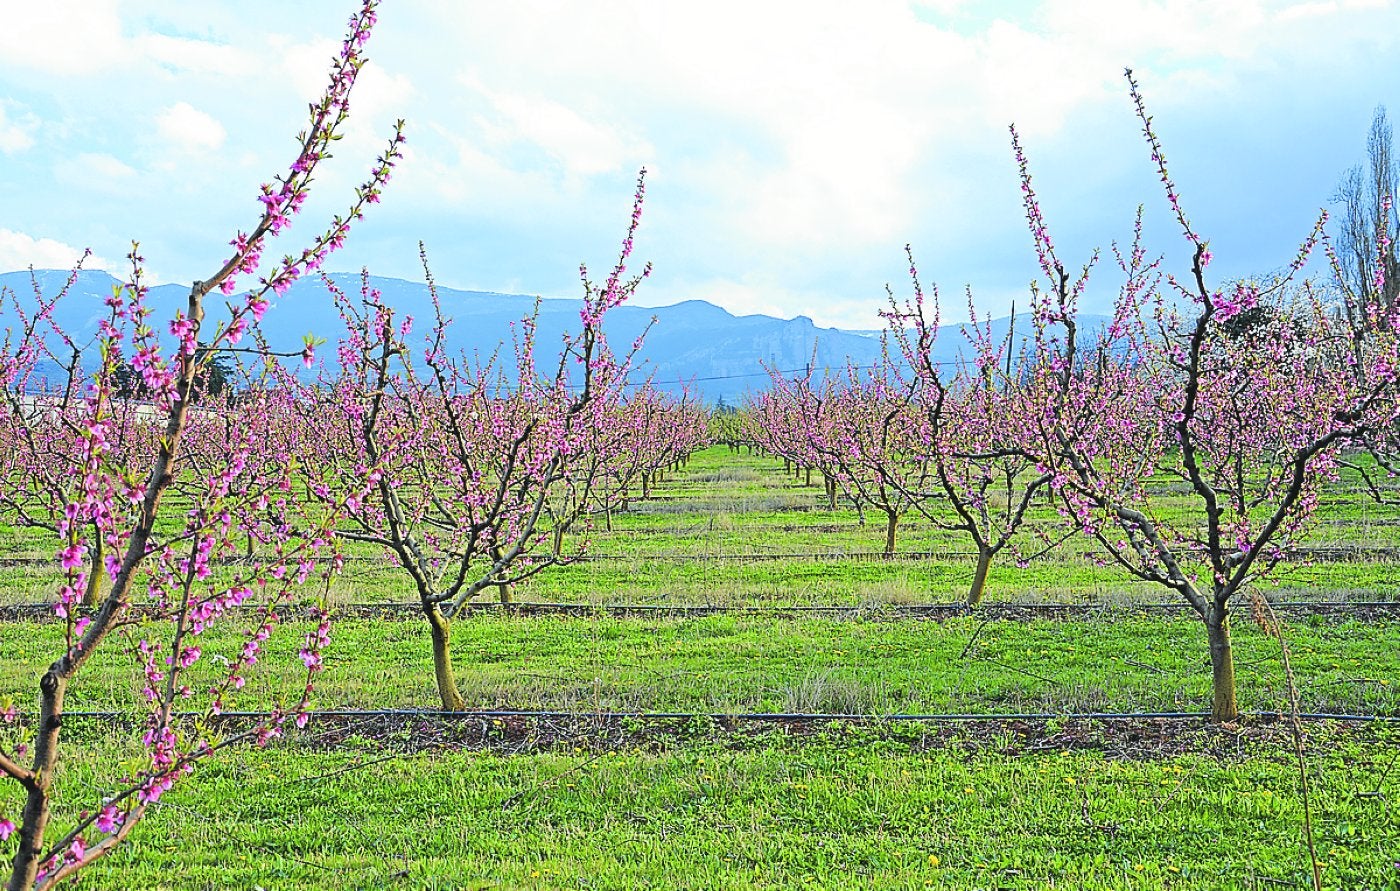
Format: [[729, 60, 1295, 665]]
[[95, 805, 122, 834]]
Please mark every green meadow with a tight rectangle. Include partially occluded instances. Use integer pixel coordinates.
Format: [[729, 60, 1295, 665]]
[[2, 446, 1399, 889]]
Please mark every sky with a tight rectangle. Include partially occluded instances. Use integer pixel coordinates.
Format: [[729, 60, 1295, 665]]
[[1, 0, 1398, 330]]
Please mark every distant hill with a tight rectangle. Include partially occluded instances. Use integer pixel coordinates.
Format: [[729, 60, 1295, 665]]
[[0, 269, 1094, 404]]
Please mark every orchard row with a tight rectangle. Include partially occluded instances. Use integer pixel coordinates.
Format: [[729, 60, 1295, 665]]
[[3, 0, 1400, 885]]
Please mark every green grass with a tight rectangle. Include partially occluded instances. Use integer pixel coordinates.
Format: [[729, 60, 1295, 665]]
[[9, 446, 1400, 609], [3, 612, 1398, 718], [10, 722, 1397, 889], [5, 445, 1400, 888]]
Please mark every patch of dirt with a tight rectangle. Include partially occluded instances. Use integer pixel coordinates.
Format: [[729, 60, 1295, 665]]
[[243, 711, 1393, 762]]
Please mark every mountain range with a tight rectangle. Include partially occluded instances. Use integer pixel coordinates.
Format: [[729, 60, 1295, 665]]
[[1, 269, 1065, 404]]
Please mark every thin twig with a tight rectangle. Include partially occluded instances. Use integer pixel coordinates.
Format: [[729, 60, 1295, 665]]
[[498, 750, 609, 810], [1251, 590, 1323, 891]]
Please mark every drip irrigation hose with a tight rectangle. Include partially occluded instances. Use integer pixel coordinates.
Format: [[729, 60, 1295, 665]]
[[4, 599, 1400, 620], [47, 708, 1400, 724]]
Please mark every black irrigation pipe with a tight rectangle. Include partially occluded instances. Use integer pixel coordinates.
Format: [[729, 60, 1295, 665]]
[[4, 599, 1400, 623], [389, 600, 1400, 619], [535, 550, 1025, 561], [526, 546, 1400, 562], [4, 546, 1399, 568], [45, 708, 1400, 724]]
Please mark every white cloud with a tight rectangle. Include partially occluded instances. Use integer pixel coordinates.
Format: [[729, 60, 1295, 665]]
[[5, 1, 1400, 331], [1277, 0, 1391, 19], [433, 2, 973, 252], [915, 0, 974, 15], [81, 153, 137, 178], [423, 0, 1155, 254], [155, 102, 226, 153], [275, 36, 412, 123], [411, 123, 558, 213], [1277, 1, 1340, 18], [272, 36, 342, 99], [467, 80, 652, 179], [133, 33, 254, 77], [0, 0, 124, 75], [270, 35, 414, 176], [0, 230, 110, 272], [0, 102, 36, 153], [54, 152, 139, 194]]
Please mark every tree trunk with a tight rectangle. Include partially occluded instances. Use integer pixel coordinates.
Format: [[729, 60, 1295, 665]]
[[425, 604, 465, 711], [966, 547, 993, 607], [804, 467, 812, 487], [81, 542, 107, 607], [825, 476, 837, 511], [490, 547, 514, 603], [641, 474, 650, 499], [883, 510, 898, 556], [1206, 608, 1238, 721], [7, 670, 67, 890]]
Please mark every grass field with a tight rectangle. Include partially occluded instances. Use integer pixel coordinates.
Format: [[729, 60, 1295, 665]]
[[33, 720, 1400, 890], [2, 445, 1399, 889]]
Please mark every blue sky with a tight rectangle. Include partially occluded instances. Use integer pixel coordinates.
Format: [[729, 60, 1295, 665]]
[[1, 0, 1397, 328]]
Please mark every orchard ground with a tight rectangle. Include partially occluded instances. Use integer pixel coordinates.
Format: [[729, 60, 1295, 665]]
[[2, 445, 1398, 889]]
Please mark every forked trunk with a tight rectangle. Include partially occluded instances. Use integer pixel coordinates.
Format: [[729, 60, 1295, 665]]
[[425, 604, 465, 711], [966, 547, 994, 607], [883, 510, 898, 556], [7, 671, 67, 890], [1206, 608, 1238, 721]]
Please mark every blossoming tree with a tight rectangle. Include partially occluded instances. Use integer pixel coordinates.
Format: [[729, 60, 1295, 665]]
[[294, 176, 652, 711], [1014, 70, 1400, 721], [0, 3, 401, 884], [883, 274, 1055, 605]]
